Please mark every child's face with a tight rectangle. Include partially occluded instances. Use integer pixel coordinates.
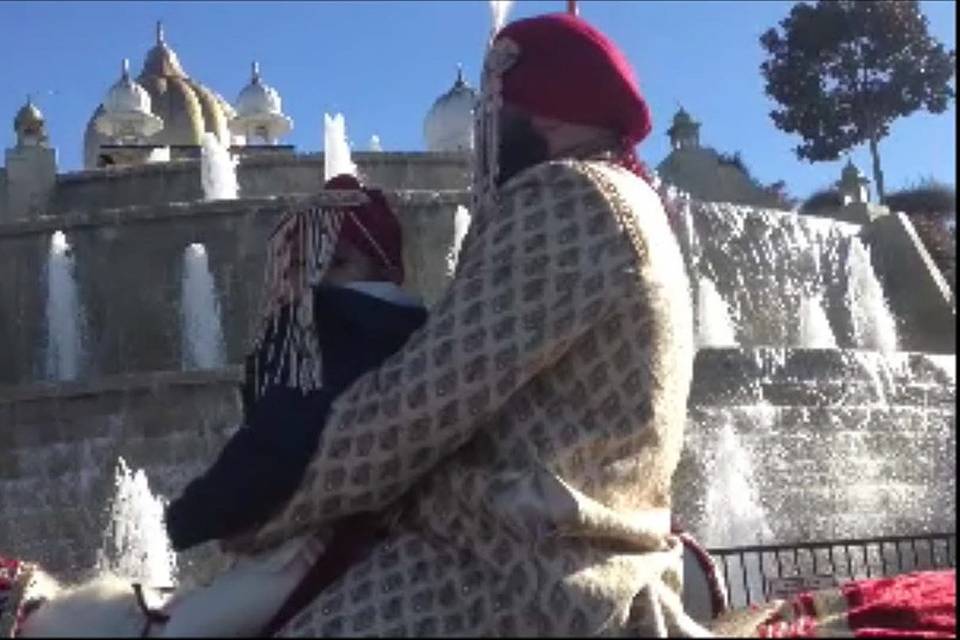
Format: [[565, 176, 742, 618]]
[[324, 239, 383, 286]]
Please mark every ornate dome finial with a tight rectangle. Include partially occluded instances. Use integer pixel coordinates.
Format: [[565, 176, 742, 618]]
[[231, 61, 292, 144], [424, 66, 477, 152], [95, 58, 163, 143], [14, 96, 47, 147], [156, 20, 165, 45]]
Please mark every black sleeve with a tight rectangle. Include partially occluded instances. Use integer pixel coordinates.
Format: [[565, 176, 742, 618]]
[[164, 387, 334, 551]]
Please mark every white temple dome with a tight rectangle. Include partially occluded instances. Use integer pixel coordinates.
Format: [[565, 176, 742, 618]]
[[95, 59, 165, 142], [423, 66, 476, 152], [236, 62, 283, 117], [229, 61, 292, 144], [103, 59, 154, 115]]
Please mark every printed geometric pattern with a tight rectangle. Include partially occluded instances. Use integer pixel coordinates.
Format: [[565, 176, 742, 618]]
[[240, 159, 696, 636]]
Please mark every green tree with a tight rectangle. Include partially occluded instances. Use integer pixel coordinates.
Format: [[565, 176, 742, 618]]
[[760, 0, 956, 202], [800, 187, 843, 215]]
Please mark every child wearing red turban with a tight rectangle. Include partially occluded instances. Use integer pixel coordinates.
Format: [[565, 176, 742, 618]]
[[154, 175, 426, 636]]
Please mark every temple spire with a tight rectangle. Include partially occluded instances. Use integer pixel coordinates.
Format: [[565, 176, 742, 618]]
[[156, 20, 165, 45]]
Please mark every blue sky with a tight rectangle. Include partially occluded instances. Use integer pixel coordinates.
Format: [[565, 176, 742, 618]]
[[0, 0, 955, 200]]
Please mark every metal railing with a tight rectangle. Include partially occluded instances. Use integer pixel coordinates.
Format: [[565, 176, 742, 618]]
[[707, 532, 956, 610]]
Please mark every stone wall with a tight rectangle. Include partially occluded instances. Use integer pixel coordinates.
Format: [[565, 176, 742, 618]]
[[47, 151, 470, 217], [1, 348, 952, 583], [862, 212, 956, 354], [3, 146, 57, 221], [0, 169, 8, 216], [0, 191, 468, 386]]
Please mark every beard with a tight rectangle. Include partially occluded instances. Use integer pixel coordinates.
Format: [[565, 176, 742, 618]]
[[496, 113, 550, 186]]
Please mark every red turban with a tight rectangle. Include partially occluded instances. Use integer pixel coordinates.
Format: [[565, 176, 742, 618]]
[[494, 13, 652, 146], [323, 174, 404, 283]]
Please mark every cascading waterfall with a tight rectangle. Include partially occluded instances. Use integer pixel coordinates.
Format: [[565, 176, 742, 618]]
[[845, 237, 898, 352], [665, 195, 856, 346], [662, 193, 904, 352], [660, 184, 936, 587], [929, 354, 956, 384], [200, 132, 239, 201], [798, 294, 837, 349], [696, 276, 738, 348], [180, 243, 226, 370], [95, 457, 177, 587], [324, 113, 356, 180], [44, 230, 86, 381]]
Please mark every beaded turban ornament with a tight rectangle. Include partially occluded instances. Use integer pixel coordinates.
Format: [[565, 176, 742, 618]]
[[247, 176, 402, 401]]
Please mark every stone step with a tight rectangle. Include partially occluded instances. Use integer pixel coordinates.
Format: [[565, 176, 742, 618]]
[[691, 348, 955, 407]]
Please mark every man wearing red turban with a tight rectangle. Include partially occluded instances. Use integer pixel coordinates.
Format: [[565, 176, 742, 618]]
[[231, 11, 699, 637]]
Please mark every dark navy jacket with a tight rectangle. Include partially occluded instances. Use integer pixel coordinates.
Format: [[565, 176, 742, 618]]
[[164, 284, 427, 552]]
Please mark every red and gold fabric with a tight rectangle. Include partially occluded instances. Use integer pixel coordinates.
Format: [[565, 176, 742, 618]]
[[710, 570, 956, 638]]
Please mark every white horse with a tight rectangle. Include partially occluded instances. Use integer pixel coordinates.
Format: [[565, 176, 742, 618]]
[[6, 535, 725, 638], [11, 569, 155, 637]]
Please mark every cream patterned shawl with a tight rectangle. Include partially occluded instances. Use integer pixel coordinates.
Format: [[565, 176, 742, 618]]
[[242, 159, 701, 636]]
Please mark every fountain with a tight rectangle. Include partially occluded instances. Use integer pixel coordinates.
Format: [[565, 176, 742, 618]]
[[798, 294, 837, 349], [702, 419, 773, 548], [180, 243, 226, 371], [489, 0, 514, 34], [699, 415, 774, 606], [846, 237, 899, 352], [696, 276, 738, 348], [0, 171, 952, 594], [446, 204, 472, 277], [670, 192, 954, 553], [369, 134, 383, 152], [323, 113, 356, 180], [44, 230, 85, 381], [94, 457, 177, 587], [675, 199, 858, 347], [200, 132, 239, 201]]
